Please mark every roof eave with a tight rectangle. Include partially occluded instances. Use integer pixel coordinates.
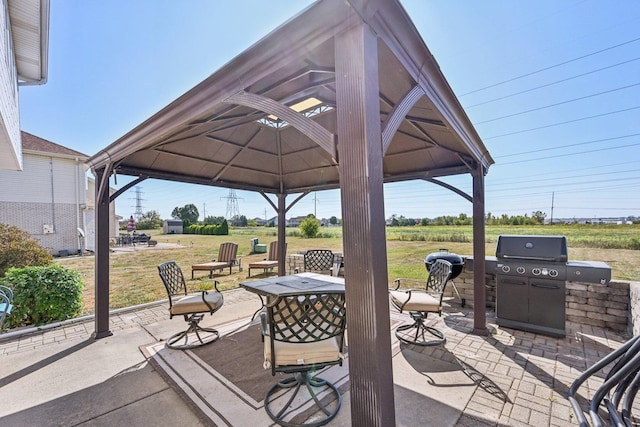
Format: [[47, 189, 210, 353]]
[[10, 0, 50, 86]]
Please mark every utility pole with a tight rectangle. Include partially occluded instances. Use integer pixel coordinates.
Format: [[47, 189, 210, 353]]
[[314, 192, 318, 217], [131, 186, 145, 220], [550, 192, 554, 225], [203, 203, 206, 220]]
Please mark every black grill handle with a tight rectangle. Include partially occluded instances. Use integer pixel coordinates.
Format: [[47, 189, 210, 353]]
[[499, 255, 561, 262], [502, 278, 527, 286], [531, 282, 560, 290]]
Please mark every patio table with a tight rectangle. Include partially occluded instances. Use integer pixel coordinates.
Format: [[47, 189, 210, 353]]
[[241, 272, 345, 318]]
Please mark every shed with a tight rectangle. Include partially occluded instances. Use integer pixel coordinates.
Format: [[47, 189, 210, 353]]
[[162, 219, 183, 234]]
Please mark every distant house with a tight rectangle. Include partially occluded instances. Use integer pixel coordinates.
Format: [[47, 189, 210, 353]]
[[0, 1, 49, 171], [0, 132, 117, 255], [163, 219, 183, 234]]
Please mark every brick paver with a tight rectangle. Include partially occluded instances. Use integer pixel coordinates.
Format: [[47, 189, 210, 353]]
[[0, 287, 631, 426]]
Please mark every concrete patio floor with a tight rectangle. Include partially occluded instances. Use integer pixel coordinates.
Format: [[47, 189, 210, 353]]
[[0, 286, 629, 426]]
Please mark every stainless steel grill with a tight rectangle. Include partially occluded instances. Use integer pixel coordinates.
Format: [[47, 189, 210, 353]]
[[495, 235, 569, 337]]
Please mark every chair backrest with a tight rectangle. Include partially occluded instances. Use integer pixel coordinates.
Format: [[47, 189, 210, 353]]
[[158, 261, 188, 299], [303, 249, 334, 272], [426, 259, 453, 302], [217, 242, 238, 263], [267, 241, 287, 261], [266, 292, 346, 372]]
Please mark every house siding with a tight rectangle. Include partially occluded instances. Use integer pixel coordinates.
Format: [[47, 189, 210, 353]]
[[0, 201, 81, 254], [0, 0, 21, 170]]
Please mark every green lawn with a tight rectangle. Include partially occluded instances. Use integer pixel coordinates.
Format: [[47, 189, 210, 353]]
[[56, 224, 640, 316]]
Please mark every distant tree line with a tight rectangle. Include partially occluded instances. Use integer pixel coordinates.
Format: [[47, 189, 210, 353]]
[[387, 211, 548, 226]]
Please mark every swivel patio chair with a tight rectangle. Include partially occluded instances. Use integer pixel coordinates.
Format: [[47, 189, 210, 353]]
[[0, 285, 14, 332], [389, 258, 453, 346], [158, 261, 224, 350], [260, 291, 347, 426], [569, 334, 640, 426], [295, 249, 335, 276]]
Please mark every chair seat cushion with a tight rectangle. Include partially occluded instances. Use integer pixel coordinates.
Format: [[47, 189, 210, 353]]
[[263, 336, 341, 369], [170, 291, 223, 316], [191, 261, 231, 270], [389, 290, 440, 312]]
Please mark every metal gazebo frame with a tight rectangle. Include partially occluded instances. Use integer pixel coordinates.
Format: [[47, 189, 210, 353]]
[[87, 1, 494, 425]]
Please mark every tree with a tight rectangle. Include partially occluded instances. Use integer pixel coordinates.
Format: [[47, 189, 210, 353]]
[[230, 215, 248, 227], [203, 215, 226, 225], [136, 210, 162, 229], [171, 204, 199, 225], [329, 216, 338, 225], [0, 223, 53, 278], [532, 210, 547, 224], [299, 216, 320, 238]]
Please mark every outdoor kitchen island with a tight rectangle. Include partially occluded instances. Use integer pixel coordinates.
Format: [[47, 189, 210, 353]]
[[462, 235, 614, 337]]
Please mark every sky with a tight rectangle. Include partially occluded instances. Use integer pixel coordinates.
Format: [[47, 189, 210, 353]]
[[18, 0, 640, 222]]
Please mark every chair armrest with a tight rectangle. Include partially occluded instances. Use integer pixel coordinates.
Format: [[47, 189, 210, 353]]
[[199, 280, 221, 312], [0, 285, 13, 302]]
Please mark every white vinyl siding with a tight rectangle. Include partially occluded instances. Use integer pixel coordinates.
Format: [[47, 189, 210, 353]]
[[0, 0, 21, 170]]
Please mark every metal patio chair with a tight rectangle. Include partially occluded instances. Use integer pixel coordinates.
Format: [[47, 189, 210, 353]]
[[158, 261, 224, 350], [0, 285, 14, 332], [260, 291, 347, 426], [295, 249, 335, 275], [389, 258, 453, 346], [569, 334, 640, 426], [191, 241, 240, 279]]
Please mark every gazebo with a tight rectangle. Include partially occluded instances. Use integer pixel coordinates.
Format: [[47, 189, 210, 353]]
[[87, 0, 494, 425]]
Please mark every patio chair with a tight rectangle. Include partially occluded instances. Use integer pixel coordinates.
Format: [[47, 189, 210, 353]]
[[248, 241, 287, 277], [0, 285, 14, 332], [389, 258, 453, 346], [260, 291, 347, 426], [295, 249, 335, 276], [158, 261, 224, 349], [569, 334, 640, 427], [191, 242, 240, 279]]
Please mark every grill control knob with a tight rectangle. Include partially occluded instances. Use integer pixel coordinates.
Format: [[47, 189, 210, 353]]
[[549, 269, 559, 278], [501, 265, 510, 273], [516, 266, 526, 274], [532, 268, 541, 276]]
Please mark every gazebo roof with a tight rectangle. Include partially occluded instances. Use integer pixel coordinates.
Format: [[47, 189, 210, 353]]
[[87, 1, 493, 424], [87, 0, 493, 193]]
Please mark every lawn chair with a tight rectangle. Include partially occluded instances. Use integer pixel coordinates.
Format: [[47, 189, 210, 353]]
[[191, 242, 240, 279], [389, 258, 453, 346], [248, 241, 287, 277], [158, 261, 224, 349]]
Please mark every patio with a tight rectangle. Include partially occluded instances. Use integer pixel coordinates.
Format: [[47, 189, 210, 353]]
[[0, 286, 627, 426]]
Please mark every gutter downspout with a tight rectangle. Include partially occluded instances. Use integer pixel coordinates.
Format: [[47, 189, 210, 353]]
[[75, 157, 81, 254]]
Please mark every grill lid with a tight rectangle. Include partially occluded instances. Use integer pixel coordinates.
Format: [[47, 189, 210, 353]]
[[495, 235, 568, 262]]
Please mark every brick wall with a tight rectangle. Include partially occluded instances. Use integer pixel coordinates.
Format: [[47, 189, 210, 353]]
[[448, 267, 633, 334]]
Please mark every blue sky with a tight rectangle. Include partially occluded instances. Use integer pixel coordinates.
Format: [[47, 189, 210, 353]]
[[19, 1, 640, 222]]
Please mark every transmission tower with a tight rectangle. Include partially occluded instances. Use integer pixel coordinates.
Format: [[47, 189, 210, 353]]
[[131, 186, 145, 220], [222, 189, 242, 219]]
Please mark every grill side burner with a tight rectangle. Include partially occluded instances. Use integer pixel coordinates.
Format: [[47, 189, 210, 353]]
[[495, 235, 570, 337]]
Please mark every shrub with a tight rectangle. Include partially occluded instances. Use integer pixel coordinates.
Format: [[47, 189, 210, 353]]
[[183, 220, 229, 235], [0, 223, 52, 277], [300, 217, 320, 238], [2, 264, 84, 328]]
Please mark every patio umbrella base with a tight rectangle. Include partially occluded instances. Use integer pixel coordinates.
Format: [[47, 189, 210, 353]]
[[265, 371, 342, 427]]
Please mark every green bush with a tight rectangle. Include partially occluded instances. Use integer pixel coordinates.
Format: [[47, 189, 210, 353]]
[[184, 220, 229, 235], [0, 223, 52, 278], [300, 217, 320, 238], [2, 264, 84, 328]]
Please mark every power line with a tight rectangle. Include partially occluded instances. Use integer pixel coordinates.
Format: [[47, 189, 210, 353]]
[[474, 82, 640, 125], [484, 105, 640, 140], [466, 57, 640, 109], [494, 133, 640, 158], [460, 35, 640, 96]]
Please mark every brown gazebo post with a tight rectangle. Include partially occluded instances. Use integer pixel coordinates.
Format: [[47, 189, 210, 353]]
[[336, 18, 396, 426]]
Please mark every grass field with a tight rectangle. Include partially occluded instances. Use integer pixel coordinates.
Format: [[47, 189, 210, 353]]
[[56, 225, 640, 316]]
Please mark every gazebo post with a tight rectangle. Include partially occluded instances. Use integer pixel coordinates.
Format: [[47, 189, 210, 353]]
[[472, 166, 488, 335], [335, 18, 396, 426], [93, 167, 112, 339], [277, 193, 286, 276]]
